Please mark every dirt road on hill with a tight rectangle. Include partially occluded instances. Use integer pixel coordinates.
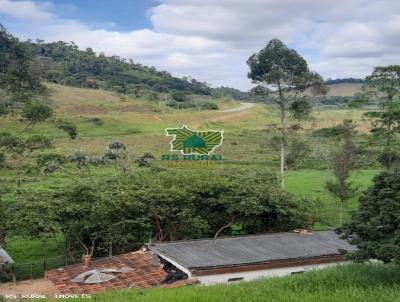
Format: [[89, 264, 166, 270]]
[[219, 102, 255, 113], [191, 102, 256, 128]]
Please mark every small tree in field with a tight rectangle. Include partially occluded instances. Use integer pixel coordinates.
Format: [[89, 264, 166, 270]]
[[21, 101, 53, 131], [247, 39, 327, 189], [103, 141, 129, 172], [364, 65, 400, 169], [326, 120, 358, 226]]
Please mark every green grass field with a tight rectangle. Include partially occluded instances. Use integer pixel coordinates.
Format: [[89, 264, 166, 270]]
[[0, 84, 381, 270], [41, 263, 400, 302]]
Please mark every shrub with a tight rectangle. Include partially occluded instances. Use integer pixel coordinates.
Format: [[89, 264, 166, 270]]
[[57, 120, 78, 139], [21, 101, 53, 124], [137, 152, 155, 167], [171, 91, 189, 102], [0, 151, 5, 167], [87, 117, 104, 126], [36, 153, 66, 166], [312, 125, 345, 138], [201, 102, 219, 110]]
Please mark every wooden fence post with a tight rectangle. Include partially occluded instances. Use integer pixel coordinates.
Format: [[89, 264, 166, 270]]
[[43, 260, 47, 277], [12, 264, 16, 284]]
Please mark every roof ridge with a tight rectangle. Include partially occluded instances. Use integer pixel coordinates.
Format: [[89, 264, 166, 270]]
[[148, 230, 334, 246]]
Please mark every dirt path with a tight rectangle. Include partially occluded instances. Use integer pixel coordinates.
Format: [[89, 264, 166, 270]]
[[219, 102, 255, 113], [0, 278, 57, 299], [192, 102, 256, 128]]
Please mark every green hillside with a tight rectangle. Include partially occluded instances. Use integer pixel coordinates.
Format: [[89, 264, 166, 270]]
[[30, 41, 209, 96], [29, 41, 251, 102], [1, 83, 380, 272], [0, 26, 397, 298]]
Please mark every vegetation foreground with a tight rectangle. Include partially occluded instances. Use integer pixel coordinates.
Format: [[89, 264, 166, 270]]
[[42, 264, 400, 302], [2, 23, 400, 302]]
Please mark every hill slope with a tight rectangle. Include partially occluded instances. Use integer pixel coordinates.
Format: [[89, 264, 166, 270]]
[[29, 40, 248, 101], [30, 41, 212, 98], [326, 83, 363, 97]]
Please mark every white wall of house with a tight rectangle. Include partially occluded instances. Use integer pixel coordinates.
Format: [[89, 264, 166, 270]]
[[195, 261, 350, 285]]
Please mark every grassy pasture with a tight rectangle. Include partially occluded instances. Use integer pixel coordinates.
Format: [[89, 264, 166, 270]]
[[0, 84, 380, 267], [40, 263, 400, 302]]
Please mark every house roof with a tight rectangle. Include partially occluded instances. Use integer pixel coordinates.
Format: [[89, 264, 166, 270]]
[[148, 231, 356, 271], [46, 252, 196, 294], [0, 247, 14, 264]]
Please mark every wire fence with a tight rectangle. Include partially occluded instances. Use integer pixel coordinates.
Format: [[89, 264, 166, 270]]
[[1, 252, 82, 282]]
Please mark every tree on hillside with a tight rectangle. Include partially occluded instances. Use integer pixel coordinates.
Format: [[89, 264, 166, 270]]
[[247, 39, 327, 189], [364, 66, 400, 169], [103, 141, 129, 172], [137, 152, 155, 167], [21, 101, 53, 130], [29, 39, 212, 97], [171, 91, 189, 102], [0, 132, 53, 169], [56, 120, 78, 140], [341, 169, 400, 263], [326, 120, 359, 226], [0, 24, 43, 102]]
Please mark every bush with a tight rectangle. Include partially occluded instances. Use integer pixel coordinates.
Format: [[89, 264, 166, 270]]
[[57, 120, 78, 139], [166, 100, 181, 109], [378, 151, 399, 169], [171, 91, 189, 102], [137, 152, 155, 167], [87, 117, 104, 126], [201, 102, 219, 110], [21, 101, 53, 124], [36, 153, 66, 166], [312, 125, 345, 138], [0, 151, 5, 167], [286, 139, 312, 169], [289, 99, 312, 119]]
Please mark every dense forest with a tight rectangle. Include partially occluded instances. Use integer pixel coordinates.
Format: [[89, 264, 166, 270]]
[[0, 23, 250, 104], [30, 40, 213, 97]]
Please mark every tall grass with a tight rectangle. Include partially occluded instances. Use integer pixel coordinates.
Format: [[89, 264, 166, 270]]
[[46, 264, 400, 302]]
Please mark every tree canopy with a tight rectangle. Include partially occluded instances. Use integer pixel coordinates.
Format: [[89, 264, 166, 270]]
[[364, 65, 400, 169], [7, 168, 312, 257], [0, 24, 43, 102], [247, 39, 327, 189]]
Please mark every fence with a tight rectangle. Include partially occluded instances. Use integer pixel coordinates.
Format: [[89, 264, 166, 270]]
[[1, 252, 82, 283]]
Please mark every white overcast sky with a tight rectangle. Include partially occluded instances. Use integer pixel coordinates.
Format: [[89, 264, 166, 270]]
[[1, 0, 400, 90]]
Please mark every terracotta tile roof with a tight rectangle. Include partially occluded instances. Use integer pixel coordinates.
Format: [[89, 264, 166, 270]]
[[46, 252, 196, 294]]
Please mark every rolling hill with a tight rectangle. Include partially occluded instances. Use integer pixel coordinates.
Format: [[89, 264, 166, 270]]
[[325, 83, 363, 97], [29, 40, 250, 101]]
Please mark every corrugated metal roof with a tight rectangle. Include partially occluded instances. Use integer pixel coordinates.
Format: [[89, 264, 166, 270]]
[[148, 231, 356, 270], [0, 247, 14, 264]]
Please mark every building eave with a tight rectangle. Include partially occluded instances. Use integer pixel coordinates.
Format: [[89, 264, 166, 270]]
[[190, 254, 347, 276]]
